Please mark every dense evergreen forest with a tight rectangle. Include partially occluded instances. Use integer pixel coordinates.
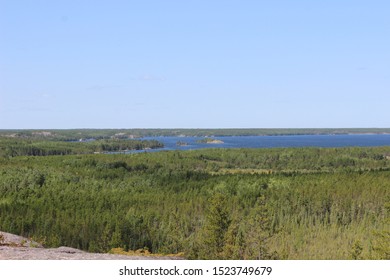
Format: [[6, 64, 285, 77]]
[[0, 138, 163, 157], [0, 136, 389, 259]]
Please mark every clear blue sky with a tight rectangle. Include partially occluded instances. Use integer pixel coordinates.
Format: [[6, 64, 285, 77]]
[[1, 0, 389, 129]]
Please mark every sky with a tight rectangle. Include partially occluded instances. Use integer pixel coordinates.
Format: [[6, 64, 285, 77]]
[[1, 0, 389, 129]]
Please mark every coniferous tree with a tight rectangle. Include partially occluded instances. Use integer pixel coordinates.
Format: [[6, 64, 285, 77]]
[[244, 194, 274, 259], [198, 192, 231, 259], [110, 223, 122, 249], [372, 201, 390, 259], [222, 214, 246, 259]]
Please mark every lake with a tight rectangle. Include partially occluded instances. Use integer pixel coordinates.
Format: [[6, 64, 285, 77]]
[[131, 134, 390, 153]]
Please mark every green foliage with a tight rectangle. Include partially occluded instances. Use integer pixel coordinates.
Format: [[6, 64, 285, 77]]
[[350, 240, 363, 260], [222, 215, 246, 259], [198, 192, 231, 259], [244, 195, 273, 259], [0, 145, 390, 259], [0, 138, 163, 157], [372, 201, 390, 259], [372, 231, 390, 259]]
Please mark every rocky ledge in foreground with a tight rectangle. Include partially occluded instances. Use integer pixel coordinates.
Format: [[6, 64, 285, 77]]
[[0, 231, 181, 260]]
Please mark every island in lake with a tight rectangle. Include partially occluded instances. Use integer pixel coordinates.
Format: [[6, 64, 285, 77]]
[[176, 141, 189, 146], [196, 138, 224, 144]]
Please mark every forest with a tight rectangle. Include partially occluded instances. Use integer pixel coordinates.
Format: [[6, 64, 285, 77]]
[[0, 136, 389, 259], [0, 138, 163, 157]]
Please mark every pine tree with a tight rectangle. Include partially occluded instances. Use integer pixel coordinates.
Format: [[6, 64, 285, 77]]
[[110, 223, 122, 249], [372, 201, 390, 259], [160, 207, 183, 254], [99, 224, 112, 252], [222, 214, 246, 259], [350, 240, 363, 260], [244, 194, 273, 259], [199, 192, 231, 259]]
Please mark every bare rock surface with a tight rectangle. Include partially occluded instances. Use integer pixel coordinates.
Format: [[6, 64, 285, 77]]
[[0, 231, 180, 260], [0, 230, 43, 248]]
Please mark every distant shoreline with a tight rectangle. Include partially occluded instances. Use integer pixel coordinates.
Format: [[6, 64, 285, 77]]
[[1, 128, 390, 140]]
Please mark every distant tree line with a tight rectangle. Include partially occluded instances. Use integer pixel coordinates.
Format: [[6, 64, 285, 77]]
[[0, 138, 163, 157]]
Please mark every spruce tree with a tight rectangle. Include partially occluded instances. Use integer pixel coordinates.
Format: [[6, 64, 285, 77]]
[[199, 192, 231, 259], [244, 194, 273, 259]]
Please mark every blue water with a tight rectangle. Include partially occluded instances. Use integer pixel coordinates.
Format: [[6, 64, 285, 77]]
[[133, 134, 390, 153]]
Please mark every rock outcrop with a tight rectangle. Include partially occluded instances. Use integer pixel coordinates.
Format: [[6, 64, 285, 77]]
[[0, 231, 180, 260]]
